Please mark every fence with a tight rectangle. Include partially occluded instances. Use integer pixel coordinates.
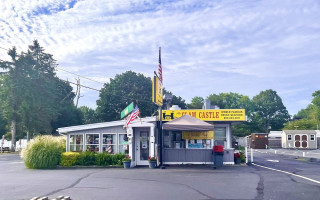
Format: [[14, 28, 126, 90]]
[[1, 139, 28, 151]]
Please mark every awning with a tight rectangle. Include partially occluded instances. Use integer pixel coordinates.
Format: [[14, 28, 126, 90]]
[[162, 114, 214, 131]]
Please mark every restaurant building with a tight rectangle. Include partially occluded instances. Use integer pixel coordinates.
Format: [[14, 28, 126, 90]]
[[57, 108, 246, 166]]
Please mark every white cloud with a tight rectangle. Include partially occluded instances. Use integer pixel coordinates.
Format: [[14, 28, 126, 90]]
[[1, 0, 320, 115]]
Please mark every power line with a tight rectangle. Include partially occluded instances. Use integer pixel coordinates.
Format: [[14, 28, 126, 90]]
[[0, 47, 9, 51], [61, 79, 101, 92], [56, 67, 105, 84], [1, 46, 105, 85]]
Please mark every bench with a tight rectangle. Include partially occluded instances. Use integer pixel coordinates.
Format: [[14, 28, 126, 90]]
[[0, 147, 11, 152]]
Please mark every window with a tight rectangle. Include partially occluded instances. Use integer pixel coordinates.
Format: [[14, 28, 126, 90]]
[[164, 131, 185, 149], [102, 134, 116, 154], [287, 135, 292, 141], [214, 127, 226, 146], [187, 139, 212, 149], [118, 134, 129, 154], [69, 135, 83, 152], [86, 134, 100, 152], [310, 135, 315, 141]]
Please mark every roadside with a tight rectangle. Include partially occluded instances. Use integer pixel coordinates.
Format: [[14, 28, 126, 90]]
[[253, 149, 320, 163]]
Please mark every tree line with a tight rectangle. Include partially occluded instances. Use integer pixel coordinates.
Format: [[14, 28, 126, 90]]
[[0, 41, 317, 151]]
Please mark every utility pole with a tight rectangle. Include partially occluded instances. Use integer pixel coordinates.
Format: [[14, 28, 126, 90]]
[[75, 77, 82, 107]]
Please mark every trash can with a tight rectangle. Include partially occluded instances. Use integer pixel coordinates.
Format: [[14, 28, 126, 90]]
[[213, 145, 224, 167]]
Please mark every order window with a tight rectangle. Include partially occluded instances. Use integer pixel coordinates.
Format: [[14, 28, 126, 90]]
[[164, 131, 185, 149]]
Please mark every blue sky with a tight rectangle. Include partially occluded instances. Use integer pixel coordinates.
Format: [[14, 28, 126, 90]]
[[1, 0, 320, 116]]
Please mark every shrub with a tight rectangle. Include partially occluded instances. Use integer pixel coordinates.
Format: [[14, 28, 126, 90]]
[[112, 153, 126, 165], [21, 135, 66, 169], [96, 153, 113, 166], [240, 152, 246, 163], [77, 151, 96, 166], [60, 152, 80, 166]]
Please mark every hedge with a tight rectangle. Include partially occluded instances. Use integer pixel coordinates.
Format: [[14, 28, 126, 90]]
[[60, 152, 80, 166], [60, 152, 127, 167]]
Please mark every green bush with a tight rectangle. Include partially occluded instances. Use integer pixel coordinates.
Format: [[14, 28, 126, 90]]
[[21, 135, 66, 169], [96, 152, 113, 166], [77, 151, 96, 166], [112, 153, 126, 165], [60, 152, 80, 166]]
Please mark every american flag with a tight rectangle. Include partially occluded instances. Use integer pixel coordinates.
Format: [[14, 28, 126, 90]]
[[124, 105, 140, 128], [158, 47, 162, 83]]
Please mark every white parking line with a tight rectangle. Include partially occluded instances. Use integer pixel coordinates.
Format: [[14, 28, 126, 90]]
[[252, 163, 320, 184], [267, 160, 279, 163], [8, 162, 24, 164]]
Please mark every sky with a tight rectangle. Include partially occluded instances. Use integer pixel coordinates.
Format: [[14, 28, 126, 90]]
[[0, 0, 320, 116]]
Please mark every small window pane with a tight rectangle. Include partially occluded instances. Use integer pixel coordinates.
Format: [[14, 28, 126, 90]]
[[70, 135, 83, 145], [103, 134, 116, 145], [86, 145, 99, 152], [86, 134, 99, 145], [310, 135, 315, 141], [102, 145, 116, 154], [302, 135, 307, 141], [70, 145, 83, 152], [119, 134, 129, 154], [287, 135, 292, 141]]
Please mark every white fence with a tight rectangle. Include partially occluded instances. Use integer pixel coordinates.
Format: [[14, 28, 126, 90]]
[[1, 139, 28, 151]]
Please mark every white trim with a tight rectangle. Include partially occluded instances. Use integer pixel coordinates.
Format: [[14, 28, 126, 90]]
[[57, 117, 156, 133]]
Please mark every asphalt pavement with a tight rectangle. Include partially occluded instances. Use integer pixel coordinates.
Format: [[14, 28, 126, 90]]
[[0, 152, 320, 200]]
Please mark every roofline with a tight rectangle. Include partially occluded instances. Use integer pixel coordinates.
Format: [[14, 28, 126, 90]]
[[57, 116, 157, 133]]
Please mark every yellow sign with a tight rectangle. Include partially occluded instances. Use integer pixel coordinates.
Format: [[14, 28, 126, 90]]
[[182, 131, 214, 140], [152, 76, 163, 106], [161, 109, 245, 121]]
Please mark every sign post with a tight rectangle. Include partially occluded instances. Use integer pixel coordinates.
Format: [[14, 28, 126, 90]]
[[152, 72, 164, 168]]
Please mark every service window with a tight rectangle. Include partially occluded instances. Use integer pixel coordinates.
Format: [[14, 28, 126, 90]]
[[287, 134, 292, 141], [118, 134, 129, 154], [310, 135, 315, 141], [187, 139, 212, 149], [86, 134, 100, 152], [69, 135, 83, 152], [164, 131, 185, 149], [102, 134, 116, 154]]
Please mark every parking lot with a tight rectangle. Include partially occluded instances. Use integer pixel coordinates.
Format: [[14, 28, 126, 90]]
[[0, 154, 260, 200]]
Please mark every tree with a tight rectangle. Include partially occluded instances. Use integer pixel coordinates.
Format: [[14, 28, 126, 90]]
[[96, 71, 187, 122], [206, 92, 256, 136], [163, 89, 187, 110], [96, 71, 158, 122], [252, 89, 290, 133], [79, 106, 99, 124], [187, 96, 204, 109], [283, 119, 317, 130], [0, 41, 82, 145]]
